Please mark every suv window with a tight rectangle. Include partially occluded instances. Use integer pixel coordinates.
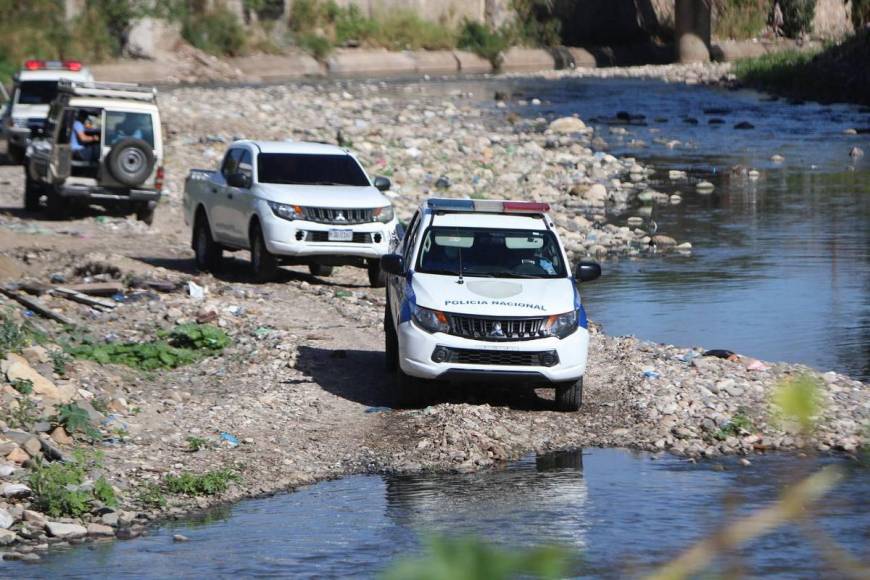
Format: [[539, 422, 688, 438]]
[[416, 227, 567, 279], [257, 153, 369, 186], [221, 149, 243, 177], [16, 81, 58, 105], [105, 111, 154, 147]]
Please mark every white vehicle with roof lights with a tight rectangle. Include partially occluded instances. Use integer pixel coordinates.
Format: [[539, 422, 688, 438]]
[[381, 198, 601, 411], [183, 140, 397, 285], [1, 59, 94, 164], [26, 80, 163, 224]]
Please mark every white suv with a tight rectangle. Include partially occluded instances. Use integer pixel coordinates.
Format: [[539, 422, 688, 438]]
[[1, 60, 94, 164], [184, 140, 397, 285], [381, 198, 601, 411]]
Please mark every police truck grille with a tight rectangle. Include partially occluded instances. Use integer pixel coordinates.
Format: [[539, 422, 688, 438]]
[[446, 314, 546, 341], [303, 231, 373, 243], [434, 347, 559, 367], [302, 207, 373, 224]]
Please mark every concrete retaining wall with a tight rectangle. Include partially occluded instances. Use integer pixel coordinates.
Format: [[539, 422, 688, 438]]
[[228, 53, 325, 80], [500, 48, 555, 72]]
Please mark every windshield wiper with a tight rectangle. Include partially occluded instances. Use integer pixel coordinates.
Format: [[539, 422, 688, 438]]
[[421, 268, 460, 276]]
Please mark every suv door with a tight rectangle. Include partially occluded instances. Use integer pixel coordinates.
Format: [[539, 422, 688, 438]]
[[210, 148, 241, 243], [49, 107, 76, 183]]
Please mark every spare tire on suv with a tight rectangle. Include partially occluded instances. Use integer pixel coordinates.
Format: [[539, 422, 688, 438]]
[[106, 138, 155, 186]]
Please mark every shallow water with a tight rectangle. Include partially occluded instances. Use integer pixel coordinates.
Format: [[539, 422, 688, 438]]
[[390, 76, 870, 379], [9, 449, 866, 578]]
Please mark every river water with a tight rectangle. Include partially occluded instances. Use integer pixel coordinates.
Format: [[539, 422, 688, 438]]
[[12, 449, 867, 578], [4, 77, 868, 576]]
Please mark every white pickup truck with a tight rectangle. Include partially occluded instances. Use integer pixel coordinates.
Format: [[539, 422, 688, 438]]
[[183, 140, 398, 284]]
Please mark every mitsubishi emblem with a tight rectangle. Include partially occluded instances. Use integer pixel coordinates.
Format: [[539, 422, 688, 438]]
[[335, 211, 347, 222], [488, 322, 506, 338]]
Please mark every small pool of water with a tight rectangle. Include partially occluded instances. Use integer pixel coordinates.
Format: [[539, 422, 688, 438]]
[[11, 449, 866, 579]]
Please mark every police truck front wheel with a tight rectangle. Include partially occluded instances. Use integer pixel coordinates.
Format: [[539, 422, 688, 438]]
[[555, 377, 583, 412], [367, 261, 386, 288], [393, 367, 427, 409]]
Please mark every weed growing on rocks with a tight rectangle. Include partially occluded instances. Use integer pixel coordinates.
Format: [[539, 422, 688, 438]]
[[137, 483, 167, 509], [3, 394, 39, 431], [164, 469, 240, 496], [67, 323, 230, 371], [28, 451, 111, 518], [11, 377, 33, 395], [55, 402, 101, 440], [186, 436, 209, 452], [715, 409, 755, 440]]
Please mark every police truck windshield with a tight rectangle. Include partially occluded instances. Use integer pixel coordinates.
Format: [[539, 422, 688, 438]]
[[416, 227, 567, 278]]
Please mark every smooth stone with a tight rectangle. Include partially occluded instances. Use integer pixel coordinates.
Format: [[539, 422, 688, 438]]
[[87, 523, 115, 537], [0, 483, 31, 498], [695, 181, 715, 193], [0, 529, 18, 545], [46, 521, 87, 539], [770, 154, 785, 163], [548, 117, 586, 134], [0, 508, 14, 529]]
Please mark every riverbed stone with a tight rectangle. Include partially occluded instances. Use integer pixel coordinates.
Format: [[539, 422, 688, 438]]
[[46, 521, 87, 539], [548, 117, 586, 134], [87, 523, 115, 537]]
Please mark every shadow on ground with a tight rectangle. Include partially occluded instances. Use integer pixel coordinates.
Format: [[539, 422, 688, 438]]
[[296, 345, 557, 411], [133, 254, 370, 288]]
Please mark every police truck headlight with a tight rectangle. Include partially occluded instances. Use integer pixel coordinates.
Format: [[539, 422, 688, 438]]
[[374, 205, 394, 223], [412, 305, 449, 334], [543, 310, 578, 339], [268, 201, 303, 221]]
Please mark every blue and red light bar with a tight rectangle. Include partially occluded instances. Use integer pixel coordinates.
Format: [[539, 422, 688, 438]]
[[23, 60, 82, 72], [427, 198, 550, 214]]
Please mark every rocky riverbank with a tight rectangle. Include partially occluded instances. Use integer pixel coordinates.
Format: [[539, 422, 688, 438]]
[[0, 77, 866, 561]]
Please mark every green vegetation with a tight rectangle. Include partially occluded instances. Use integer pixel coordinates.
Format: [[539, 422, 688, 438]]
[[68, 323, 230, 371], [457, 21, 509, 68], [382, 536, 572, 580], [713, 0, 769, 40], [51, 349, 70, 377], [164, 469, 240, 496], [186, 435, 209, 452], [289, 0, 455, 58], [55, 402, 101, 440], [2, 394, 39, 431], [714, 409, 754, 440], [772, 373, 821, 433], [734, 30, 870, 105], [181, 4, 247, 57], [11, 378, 33, 395], [854, 0, 870, 28], [0, 311, 39, 356], [28, 451, 114, 517], [137, 482, 167, 509], [779, 0, 815, 38], [510, 0, 561, 47]]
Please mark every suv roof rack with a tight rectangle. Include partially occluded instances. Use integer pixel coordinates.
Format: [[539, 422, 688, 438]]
[[57, 79, 158, 103]]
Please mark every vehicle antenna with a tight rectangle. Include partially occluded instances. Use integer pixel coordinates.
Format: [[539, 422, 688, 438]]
[[457, 247, 465, 285]]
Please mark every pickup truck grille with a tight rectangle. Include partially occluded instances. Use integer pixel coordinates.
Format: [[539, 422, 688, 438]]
[[305, 231, 374, 243], [435, 347, 559, 367], [302, 207, 373, 225], [447, 314, 547, 341]]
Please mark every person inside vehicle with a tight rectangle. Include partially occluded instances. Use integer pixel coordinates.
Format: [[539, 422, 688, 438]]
[[71, 110, 100, 162], [110, 114, 144, 144]]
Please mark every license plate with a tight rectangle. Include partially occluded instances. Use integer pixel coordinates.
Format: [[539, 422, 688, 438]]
[[328, 229, 353, 242]]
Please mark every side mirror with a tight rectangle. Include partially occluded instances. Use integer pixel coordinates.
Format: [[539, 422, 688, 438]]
[[227, 172, 251, 189], [575, 261, 601, 282], [380, 253, 405, 275], [373, 176, 391, 191]]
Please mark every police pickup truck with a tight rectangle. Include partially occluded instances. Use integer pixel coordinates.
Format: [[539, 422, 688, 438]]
[[381, 198, 601, 411], [183, 140, 397, 284]]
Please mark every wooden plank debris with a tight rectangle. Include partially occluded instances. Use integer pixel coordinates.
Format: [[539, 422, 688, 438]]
[[52, 287, 117, 311], [0, 287, 75, 326], [64, 282, 126, 296]]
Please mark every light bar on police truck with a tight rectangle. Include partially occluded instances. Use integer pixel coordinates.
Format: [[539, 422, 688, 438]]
[[426, 198, 550, 214], [23, 59, 83, 72]]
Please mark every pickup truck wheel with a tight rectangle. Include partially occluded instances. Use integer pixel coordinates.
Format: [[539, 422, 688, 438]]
[[45, 187, 69, 218], [250, 223, 278, 282], [7, 144, 24, 165], [367, 261, 386, 288], [384, 303, 398, 372], [308, 264, 334, 277], [555, 377, 583, 412], [24, 169, 43, 212], [393, 367, 427, 409], [135, 203, 155, 226], [193, 214, 223, 272]]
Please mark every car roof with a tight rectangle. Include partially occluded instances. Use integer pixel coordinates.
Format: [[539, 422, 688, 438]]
[[429, 211, 550, 231], [17, 70, 93, 82], [234, 140, 351, 156]]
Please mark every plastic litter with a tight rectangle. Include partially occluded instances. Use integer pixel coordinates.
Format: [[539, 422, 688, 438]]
[[643, 369, 660, 379], [188, 281, 205, 300], [111, 293, 126, 303], [334, 289, 352, 299], [365, 406, 391, 414], [703, 349, 738, 360], [22, 310, 34, 318], [220, 432, 239, 448], [743, 358, 769, 371]]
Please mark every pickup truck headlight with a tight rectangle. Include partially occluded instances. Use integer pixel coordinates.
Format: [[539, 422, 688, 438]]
[[374, 205, 394, 223], [412, 305, 449, 334], [542, 310, 578, 339], [268, 200, 302, 221]]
